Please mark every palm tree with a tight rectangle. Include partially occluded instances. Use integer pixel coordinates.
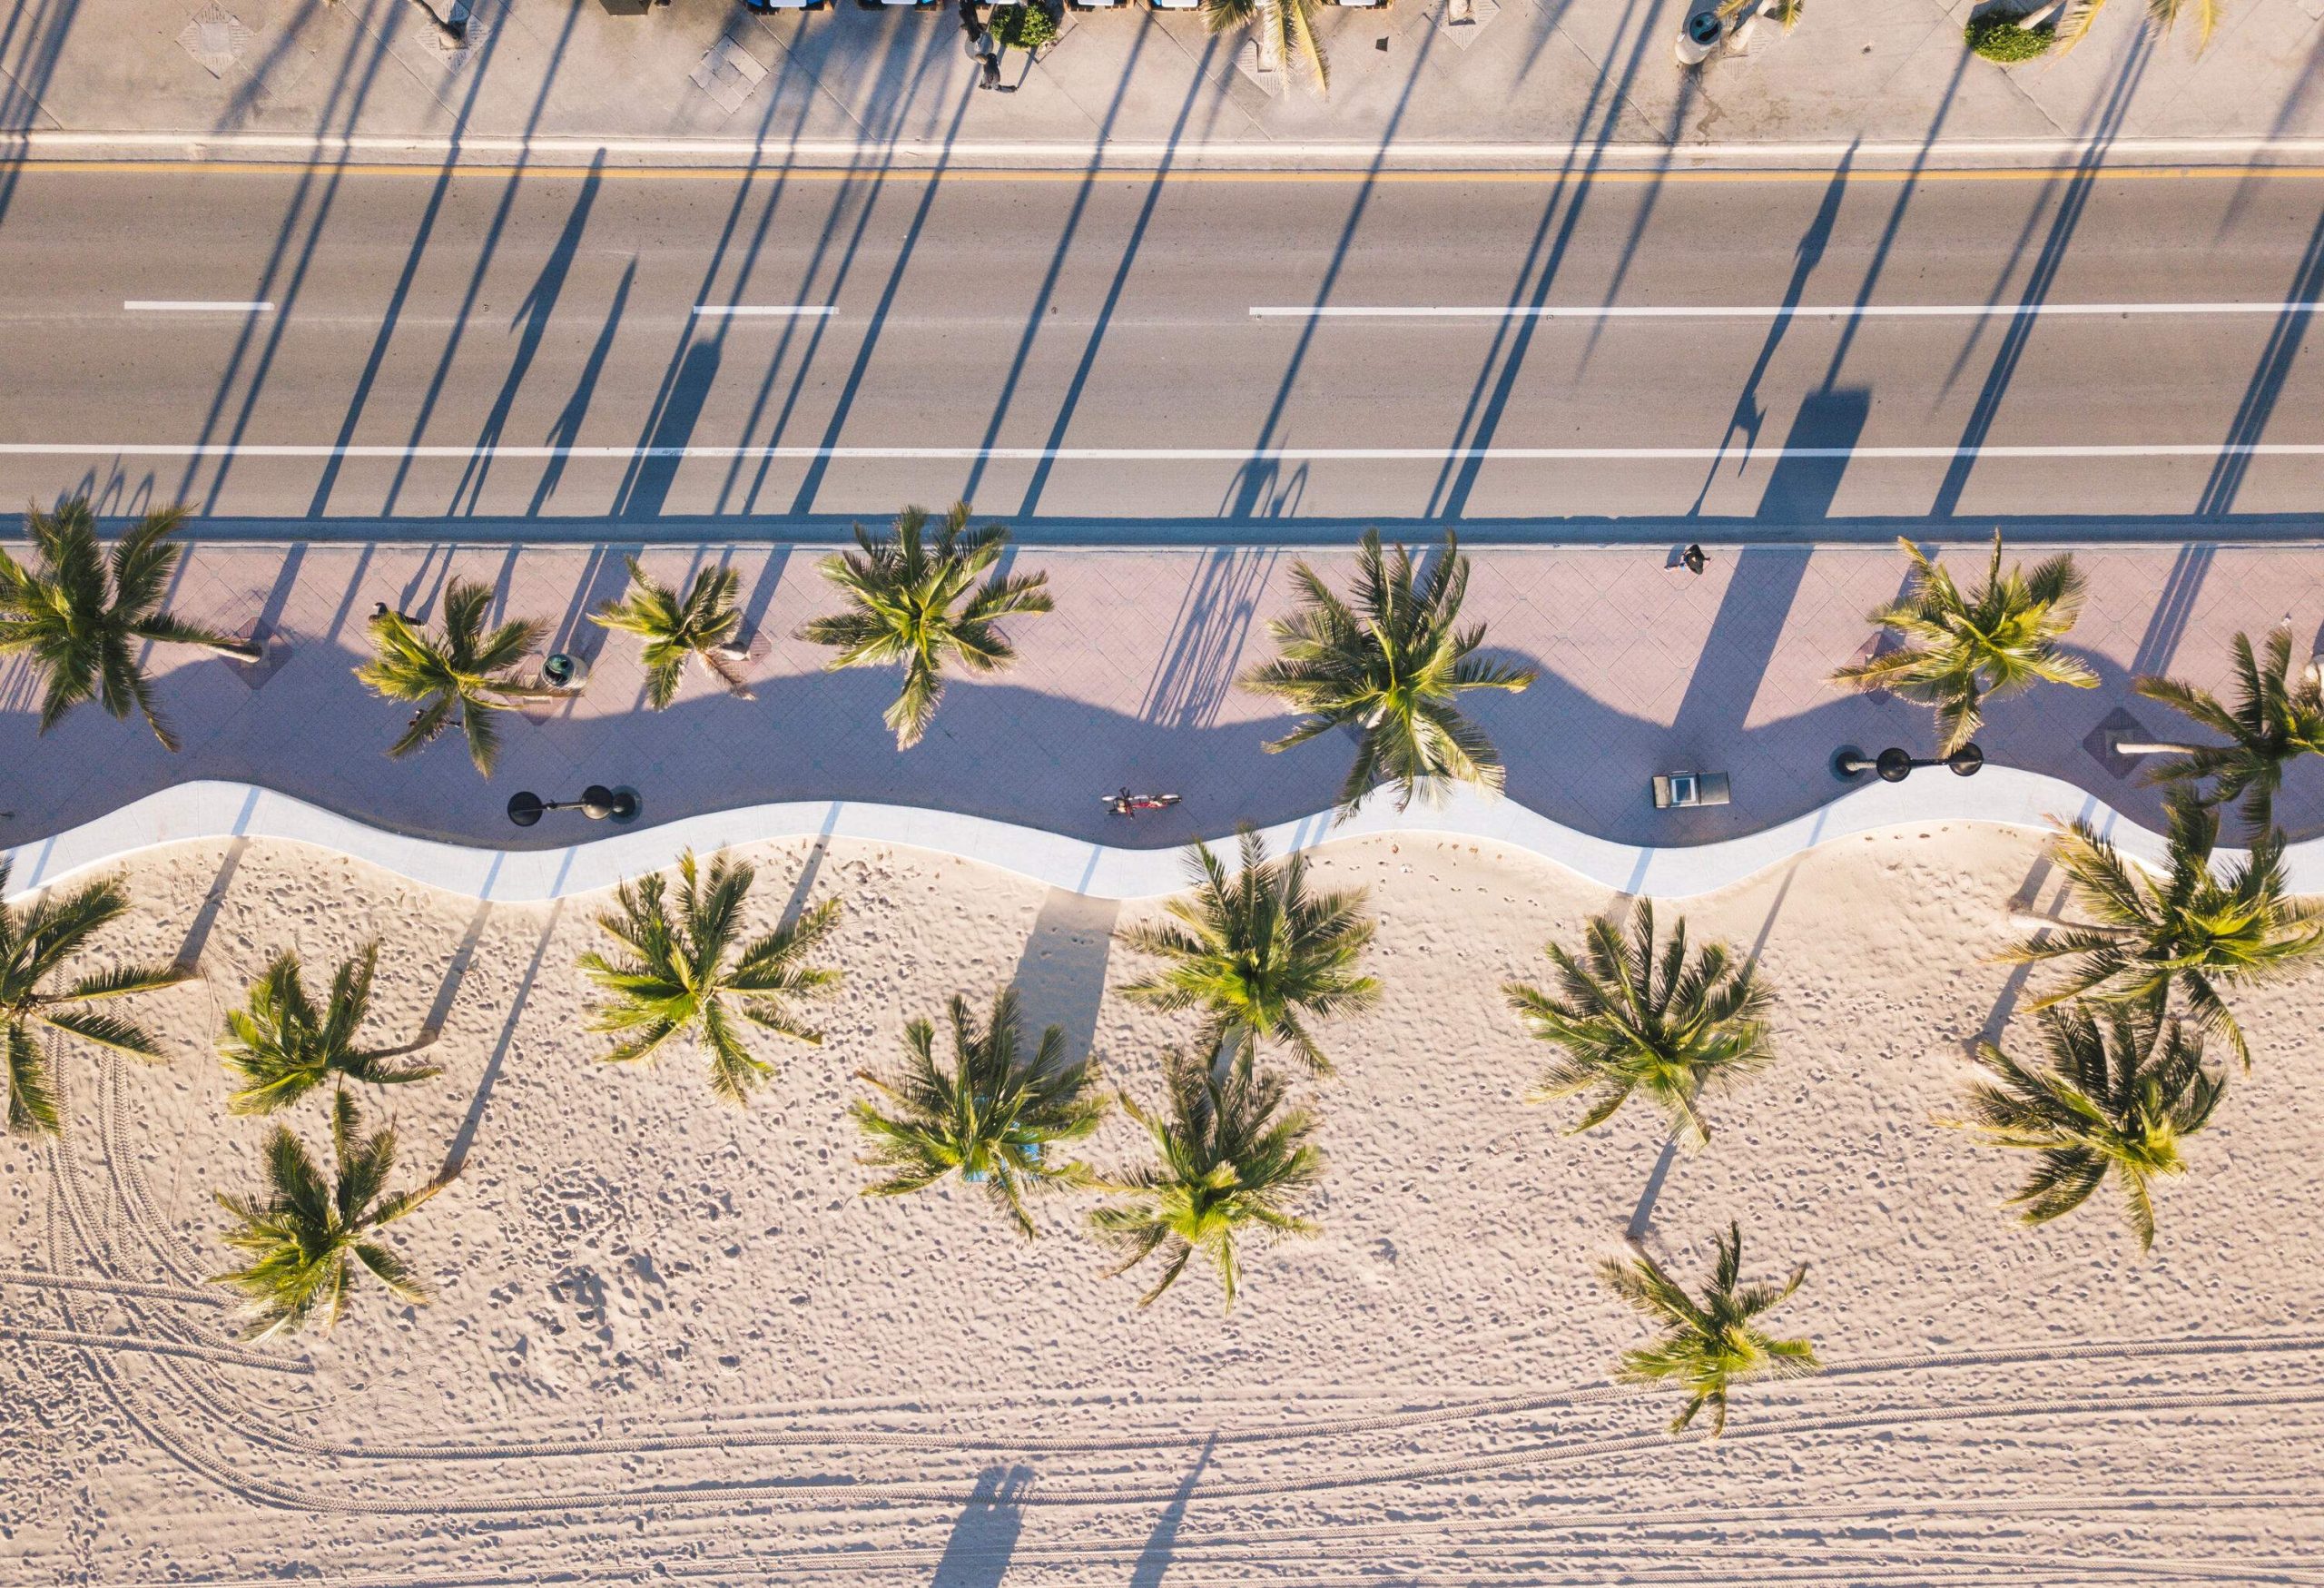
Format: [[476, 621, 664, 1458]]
[[0, 498, 259, 752], [1505, 900, 1773, 1150], [852, 988, 1107, 1238], [1946, 1001, 2222, 1252], [1118, 828, 1378, 1077], [1831, 532, 2096, 755], [354, 579, 564, 776], [1205, 0, 1326, 95], [1088, 1051, 1322, 1309], [1, 860, 189, 1137], [797, 502, 1052, 751], [2004, 794, 2322, 1068], [1716, 0, 1806, 42], [216, 944, 440, 1117], [211, 1089, 449, 1341], [589, 556, 754, 710], [2059, 0, 2221, 55], [577, 849, 842, 1107], [2135, 626, 2324, 836], [405, 0, 466, 44], [323, 0, 464, 44], [1240, 530, 1535, 814], [1599, 1222, 1817, 1435]]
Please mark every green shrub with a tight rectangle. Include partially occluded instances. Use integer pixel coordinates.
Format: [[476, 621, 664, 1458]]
[[997, 3, 1059, 52], [1965, 12, 2053, 62]]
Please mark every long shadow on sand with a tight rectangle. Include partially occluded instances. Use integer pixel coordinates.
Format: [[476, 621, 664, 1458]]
[[931, 1465, 1033, 1588]]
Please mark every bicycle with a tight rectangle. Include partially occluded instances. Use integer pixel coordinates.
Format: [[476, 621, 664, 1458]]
[[1102, 788, 1182, 818]]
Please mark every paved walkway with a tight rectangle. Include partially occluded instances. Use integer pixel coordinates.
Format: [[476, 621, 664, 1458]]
[[2, 0, 2320, 159], [5, 537, 2320, 853]]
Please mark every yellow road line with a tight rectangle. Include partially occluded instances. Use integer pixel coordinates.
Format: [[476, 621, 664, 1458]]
[[4, 159, 2324, 184]]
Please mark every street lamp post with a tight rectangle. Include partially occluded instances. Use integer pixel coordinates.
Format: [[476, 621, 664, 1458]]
[[507, 784, 641, 827], [1833, 744, 1984, 782]]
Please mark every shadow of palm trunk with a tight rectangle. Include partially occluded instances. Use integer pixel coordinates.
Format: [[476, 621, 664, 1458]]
[[1978, 849, 2060, 1051], [442, 899, 562, 1179], [1010, 889, 1120, 1066], [1130, 1433, 1216, 1588], [1629, 852, 1807, 1240]]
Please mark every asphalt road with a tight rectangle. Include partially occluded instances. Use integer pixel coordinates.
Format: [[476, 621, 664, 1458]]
[[0, 161, 2317, 537]]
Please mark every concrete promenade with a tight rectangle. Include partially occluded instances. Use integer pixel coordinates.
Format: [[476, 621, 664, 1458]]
[[2, 0, 2321, 161], [3, 536, 2319, 854]]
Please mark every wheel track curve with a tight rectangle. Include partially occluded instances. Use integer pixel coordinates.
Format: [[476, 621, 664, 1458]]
[[0, 1321, 311, 1372], [104, 1329, 2324, 1468], [37, 1140, 340, 1517], [81, 1379, 2324, 1517], [101, 1052, 212, 1289], [0, 1266, 228, 1306], [334, 1496, 2324, 1586]]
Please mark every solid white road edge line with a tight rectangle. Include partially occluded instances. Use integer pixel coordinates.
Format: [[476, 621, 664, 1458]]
[[1250, 301, 2324, 321], [0, 772, 2265, 908], [121, 300, 275, 312], [15, 131, 2324, 164], [0, 442, 2318, 461], [691, 305, 836, 319]]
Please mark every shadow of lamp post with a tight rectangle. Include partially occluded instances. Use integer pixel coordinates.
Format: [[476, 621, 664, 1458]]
[[507, 785, 641, 827], [1833, 743, 1985, 783]]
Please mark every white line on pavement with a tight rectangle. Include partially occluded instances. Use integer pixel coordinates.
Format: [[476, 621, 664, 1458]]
[[1250, 301, 2324, 321], [122, 300, 275, 312], [691, 305, 835, 319], [16, 131, 2324, 167], [0, 442, 2319, 461]]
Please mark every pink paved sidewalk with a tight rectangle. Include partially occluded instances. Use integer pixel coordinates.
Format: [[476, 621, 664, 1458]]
[[5, 538, 2321, 855]]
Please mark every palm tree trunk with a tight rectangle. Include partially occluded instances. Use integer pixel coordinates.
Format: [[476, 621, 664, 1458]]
[[1256, 0, 1285, 74], [409, 0, 466, 44], [2010, 912, 2134, 938], [191, 636, 267, 664]]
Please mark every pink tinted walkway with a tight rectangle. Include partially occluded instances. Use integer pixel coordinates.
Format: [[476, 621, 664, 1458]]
[[3, 538, 2320, 854]]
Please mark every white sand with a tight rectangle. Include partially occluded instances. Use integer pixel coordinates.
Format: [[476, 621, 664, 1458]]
[[4, 824, 2322, 1583]]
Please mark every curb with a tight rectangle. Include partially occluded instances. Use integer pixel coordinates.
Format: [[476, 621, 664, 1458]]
[[0, 771, 2266, 907], [6, 132, 2324, 173]]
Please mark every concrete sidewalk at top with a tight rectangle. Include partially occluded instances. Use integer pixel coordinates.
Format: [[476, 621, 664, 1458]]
[[1, 0, 2321, 163]]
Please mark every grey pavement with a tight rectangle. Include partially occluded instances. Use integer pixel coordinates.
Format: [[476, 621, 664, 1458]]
[[5, 538, 2320, 853], [0, 0, 2320, 160], [0, 161, 2316, 534]]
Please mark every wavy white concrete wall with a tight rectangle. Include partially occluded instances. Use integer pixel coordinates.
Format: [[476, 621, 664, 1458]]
[[2, 773, 2289, 907]]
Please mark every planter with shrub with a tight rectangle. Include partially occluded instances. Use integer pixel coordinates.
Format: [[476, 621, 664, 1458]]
[[997, 2, 1060, 54], [1965, 8, 2054, 62]]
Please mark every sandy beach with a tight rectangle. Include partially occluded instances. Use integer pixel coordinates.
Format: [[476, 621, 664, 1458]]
[[4, 822, 2321, 1584]]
